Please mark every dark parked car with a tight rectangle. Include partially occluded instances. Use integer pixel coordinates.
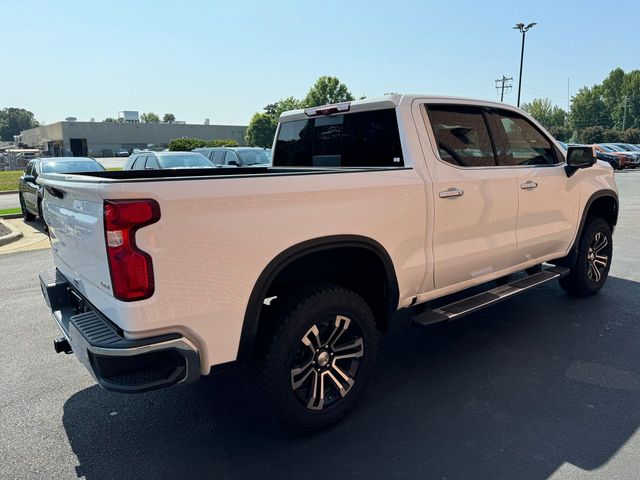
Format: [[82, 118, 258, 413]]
[[122, 151, 215, 170], [18, 157, 105, 222], [193, 147, 271, 167]]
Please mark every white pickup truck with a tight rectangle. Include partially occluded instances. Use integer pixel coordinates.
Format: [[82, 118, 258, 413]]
[[38, 95, 618, 431]]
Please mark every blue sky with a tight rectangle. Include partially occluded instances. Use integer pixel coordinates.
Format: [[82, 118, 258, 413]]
[[4, 0, 639, 125]]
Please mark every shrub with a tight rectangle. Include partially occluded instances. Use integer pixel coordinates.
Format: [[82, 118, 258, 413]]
[[168, 138, 239, 151]]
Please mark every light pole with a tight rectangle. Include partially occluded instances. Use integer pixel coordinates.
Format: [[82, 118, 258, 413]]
[[513, 22, 537, 107]]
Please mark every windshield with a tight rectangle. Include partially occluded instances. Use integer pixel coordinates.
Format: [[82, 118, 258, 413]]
[[599, 145, 614, 152], [42, 161, 104, 173], [607, 145, 624, 152], [156, 153, 214, 169], [236, 149, 270, 165]]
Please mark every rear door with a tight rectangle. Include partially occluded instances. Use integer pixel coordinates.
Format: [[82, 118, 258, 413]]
[[487, 108, 579, 262], [423, 104, 519, 289]]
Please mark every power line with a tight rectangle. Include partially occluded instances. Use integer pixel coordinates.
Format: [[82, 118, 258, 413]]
[[495, 75, 513, 102]]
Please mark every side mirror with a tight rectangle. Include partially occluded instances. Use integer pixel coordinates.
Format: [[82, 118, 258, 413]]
[[23, 175, 36, 183], [565, 146, 596, 177], [228, 160, 239, 167]]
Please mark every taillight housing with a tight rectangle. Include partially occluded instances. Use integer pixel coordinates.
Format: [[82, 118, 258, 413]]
[[104, 200, 160, 301]]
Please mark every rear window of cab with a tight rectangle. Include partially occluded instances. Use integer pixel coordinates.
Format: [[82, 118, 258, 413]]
[[273, 109, 404, 168]]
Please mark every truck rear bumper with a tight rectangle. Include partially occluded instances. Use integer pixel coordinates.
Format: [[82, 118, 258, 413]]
[[39, 268, 201, 393]]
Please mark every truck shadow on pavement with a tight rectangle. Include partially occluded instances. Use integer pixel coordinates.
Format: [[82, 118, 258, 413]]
[[62, 276, 640, 480]]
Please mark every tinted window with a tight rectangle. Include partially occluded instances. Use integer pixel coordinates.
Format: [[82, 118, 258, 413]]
[[489, 110, 558, 166], [426, 105, 496, 167], [211, 150, 224, 165], [41, 161, 105, 173], [273, 109, 404, 167], [25, 162, 34, 176], [224, 151, 239, 165]]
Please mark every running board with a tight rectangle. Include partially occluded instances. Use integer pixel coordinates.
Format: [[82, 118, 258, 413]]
[[412, 266, 570, 327]]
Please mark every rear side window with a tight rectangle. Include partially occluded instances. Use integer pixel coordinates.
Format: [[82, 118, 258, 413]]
[[273, 109, 404, 167], [211, 150, 224, 165], [488, 109, 559, 166], [426, 105, 496, 167]]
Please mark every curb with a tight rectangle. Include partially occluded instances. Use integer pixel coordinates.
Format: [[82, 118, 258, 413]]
[[0, 213, 22, 219], [0, 218, 24, 247], [0, 190, 19, 195]]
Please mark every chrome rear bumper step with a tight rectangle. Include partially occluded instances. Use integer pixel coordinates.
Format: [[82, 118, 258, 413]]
[[412, 266, 570, 327]]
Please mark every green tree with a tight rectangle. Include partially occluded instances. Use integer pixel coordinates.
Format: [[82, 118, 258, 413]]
[[620, 128, 640, 143], [570, 86, 611, 130], [0, 107, 39, 140], [264, 96, 302, 119], [163, 113, 176, 123], [103, 117, 117, 122], [302, 76, 355, 108], [521, 98, 567, 129], [140, 112, 160, 123], [547, 125, 572, 142], [245, 113, 276, 147], [579, 126, 607, 144]]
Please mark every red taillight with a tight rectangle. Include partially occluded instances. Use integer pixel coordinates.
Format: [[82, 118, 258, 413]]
[[104, 200, 160, 301]]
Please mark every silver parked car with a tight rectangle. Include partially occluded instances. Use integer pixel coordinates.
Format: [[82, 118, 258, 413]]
[[123, 151, 215, 170]]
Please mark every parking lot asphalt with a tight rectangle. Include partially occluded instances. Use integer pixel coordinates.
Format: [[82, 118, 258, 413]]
[[1, 170, 640, 480]]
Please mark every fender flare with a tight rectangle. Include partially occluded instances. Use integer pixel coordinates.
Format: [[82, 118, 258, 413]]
[[236, 235, 399, 360], [558, 189, 618, 267]]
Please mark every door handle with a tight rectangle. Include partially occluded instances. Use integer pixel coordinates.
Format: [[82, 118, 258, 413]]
[[520, 181, 538, 190], [439, 188, 464, 198]]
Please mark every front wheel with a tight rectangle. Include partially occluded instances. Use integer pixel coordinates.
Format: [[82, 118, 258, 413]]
[[559, 217, 612, 296], [258, 284, 379, 433]]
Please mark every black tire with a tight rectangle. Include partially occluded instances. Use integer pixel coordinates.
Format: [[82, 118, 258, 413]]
[[37, 198, 48, 232], [559, 217, 612, 296], [257, 284, 379, 433], [19, 194, 35, 221]]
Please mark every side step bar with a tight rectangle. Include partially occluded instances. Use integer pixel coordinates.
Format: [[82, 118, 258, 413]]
[[412, 266, 570, 327]]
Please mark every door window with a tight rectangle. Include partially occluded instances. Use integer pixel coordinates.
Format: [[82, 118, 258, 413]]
[[224, 151, 240, 165], [134, 156, 148, 170], [489, 110, 559, 166], [211, 150, 224, 165], [25, 162, 34, 176], [426, 105, 496, 167], [144, 156, 158, 169]]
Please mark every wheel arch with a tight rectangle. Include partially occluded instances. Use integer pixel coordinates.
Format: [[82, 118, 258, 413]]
[[237, 235, 400, 361], [556, 189, 618, 267]]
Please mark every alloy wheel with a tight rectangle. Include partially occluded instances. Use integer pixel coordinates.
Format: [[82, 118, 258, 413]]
[[290, 315, 364, 411], [587, 231, 609, 283]]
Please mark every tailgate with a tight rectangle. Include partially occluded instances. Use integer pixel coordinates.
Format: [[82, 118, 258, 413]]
[[40, 175, 112, 299]]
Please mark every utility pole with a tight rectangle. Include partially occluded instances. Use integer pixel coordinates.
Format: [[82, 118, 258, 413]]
[[622, 95, 629, 130], [513, 22, 537, 107], [495, 76, 513, 102]]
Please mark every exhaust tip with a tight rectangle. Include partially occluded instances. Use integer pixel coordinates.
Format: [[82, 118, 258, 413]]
[[54, 337, 72, 354]]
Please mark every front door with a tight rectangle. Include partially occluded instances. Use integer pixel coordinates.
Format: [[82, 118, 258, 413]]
[[487, 109, 579, 263], [424, 104, 519, 289]]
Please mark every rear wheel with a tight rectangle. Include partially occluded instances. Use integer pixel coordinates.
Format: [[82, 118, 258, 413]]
[[258, 284, 379, 433], [19, 194, 35, 221], [559, 217, 612, 296]]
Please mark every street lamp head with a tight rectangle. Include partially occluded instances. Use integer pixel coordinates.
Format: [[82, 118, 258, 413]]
[[513, 22, 537, 33]]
